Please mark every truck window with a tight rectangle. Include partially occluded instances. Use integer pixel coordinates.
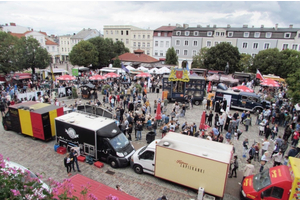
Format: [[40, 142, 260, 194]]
[[173, 81, 184, 93], [253, 170, 271, 191], [109, 133, 129, 151], [263, 187, 284, 199], [241, 96, 248, 101], [140, 151, 154, 160]]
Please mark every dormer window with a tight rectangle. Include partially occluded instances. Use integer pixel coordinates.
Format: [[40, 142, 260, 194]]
[[228, 32, 233, 37], [243, 32, 249, 37], [284, 32, 291, 38], [221, 32, 225, 36], [254, 32, 260, 38], [194, 31, 199, 36], [266, 32, 272, 38], [215, 32, 220, 36], [176, 31, 181, 36], [185, 31, 190, 36], [207, 31, 212, 36]]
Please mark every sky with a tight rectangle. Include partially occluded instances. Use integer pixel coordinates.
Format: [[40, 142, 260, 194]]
[[1, 1, 300, 36]]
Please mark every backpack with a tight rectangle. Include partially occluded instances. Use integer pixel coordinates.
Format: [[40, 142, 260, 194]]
[[249, 147, 255, 156], [64, 157, 68, 167]]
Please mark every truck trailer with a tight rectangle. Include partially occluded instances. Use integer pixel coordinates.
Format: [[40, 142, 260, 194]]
[[130, 132, 233, 198], [55, 112, 135, 168], [2, 101, 63, 141]]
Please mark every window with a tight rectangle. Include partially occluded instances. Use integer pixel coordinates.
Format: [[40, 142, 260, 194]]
[[162, 32, 166, 37], [298, 33, 300, 38], [111, 30, 113, 34], [254, 32, 260, 38], [263, 187, 284, 199], [126, 31, 129, 35], [266, 32, 272, 38], [121, 31, 123, 35], [115, 30, 118, 34], [155, 41, 158, 47], [176, 49, 179, 55], [160, 41, 163, 47], [207, 41, 211, 47], [243, 32, 249, 37], [138, 42, 140, 47], [194, 31, 199, 36], [193, 41, 198, 46], [116, 38, 118, 41], [147, 50, 149, 55], [242, 42, 248, 48], [215, 41, 219, 46], [133, 42, 136, 47], [252, 54, 256, 58], [134, 35, 136, 38], [228, 32, 233, 37], [185, 31, 189, 36], [166, 41, 169, 47], [221, 32, 225, 36], [106, 31, 108, 34], [160, 51, 163, 56], [126, 39, 129, 44], [67, 41, 69, 45], [138, 35, 141, 39], [284, 32, 291, 38], [158, 32, 161, 36], [155, 51, 158, 56], [283, 44, 288, 50], [215, 32, 220, 36], [264, 43, 270, 49], [143, 35, 145, 39], [147, 42, 150, 47], [147, 35, 150, 38], [292, 44, 298, 50], [184, 50, 188, 55], [61, 47, 63, 52], [207, 31, 212, 36], [142, 42, 145, 47], [176, 40, 180, 46], [176, 31, 181, 36], [192, 50, 197, 56], [140, 151, 154, 160], [253, 43, 258, 49], [121, 39, 123, 42], [184, 40, 188, 46], [47, 46, 49, 50]]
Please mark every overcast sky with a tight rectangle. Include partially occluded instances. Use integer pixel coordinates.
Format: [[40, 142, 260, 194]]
[[1, 1, 300, 36]]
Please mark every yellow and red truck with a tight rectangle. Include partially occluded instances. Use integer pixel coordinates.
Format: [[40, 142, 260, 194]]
[[2, 101, 63, 141], [241, 157, 300, 200]]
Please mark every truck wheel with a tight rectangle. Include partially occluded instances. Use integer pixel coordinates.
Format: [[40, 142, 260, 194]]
[[109, 159, 118, 168], [3, 124, 8, 131], [194, 100, 200, 106], [133, 164, 143, 174]]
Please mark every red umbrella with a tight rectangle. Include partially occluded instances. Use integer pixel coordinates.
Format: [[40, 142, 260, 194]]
[[89, 74, 106, 81], [104, 72, 120, 78], [136, 72, 151, 78], [199, 111, 206, 130], [261, 79, 280, 87], [57, 75, 76, 81], [155, 103, 162, 120], [207, 81, 212, 92], [232, 85, 254, 93]]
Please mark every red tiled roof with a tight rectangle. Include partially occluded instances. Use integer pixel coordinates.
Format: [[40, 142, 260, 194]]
[[114, 52, 159, 63], [134, 49, 144, 53], [155, 26, 177, 31], [45, 38, 58, 45], [10, 32, 25, 38]]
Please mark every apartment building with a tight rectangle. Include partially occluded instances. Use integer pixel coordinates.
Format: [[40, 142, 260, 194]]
[[58, 35, 72, 62], [152, 25, 176, 60], [2, 22, 32, 34], [104, 25, 153, 56]]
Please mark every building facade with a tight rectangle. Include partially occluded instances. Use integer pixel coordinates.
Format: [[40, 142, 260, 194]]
[[2, 22, 32, 34], [58, 35, 72, 62]]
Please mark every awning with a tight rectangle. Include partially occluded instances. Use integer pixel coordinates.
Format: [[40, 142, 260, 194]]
[[13, 75, 32, 80]]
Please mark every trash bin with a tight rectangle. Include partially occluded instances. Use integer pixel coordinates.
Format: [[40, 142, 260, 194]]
[[146, 131, 155, 144]]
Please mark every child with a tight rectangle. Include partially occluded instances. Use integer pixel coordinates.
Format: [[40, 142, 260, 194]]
[[283, 156, 288, 165], [233, 129, 238, 141]]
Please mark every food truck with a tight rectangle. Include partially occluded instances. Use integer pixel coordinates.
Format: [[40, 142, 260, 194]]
[[162, 68, 206, 105], [55, 112, 135, 168], [241, 157, 300, 200], [130, 132, 233, 198], [2, 101, 63, 141]]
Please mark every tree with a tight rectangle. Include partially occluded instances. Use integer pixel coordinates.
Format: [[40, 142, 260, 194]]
[[0, 32, 22, 74], [204, 42, 241, 73], [238, 53, 253, 72], [192, 47, 208, 69], [250, 48, 281, 75], [113, 41, 129, 56], [17, 36, 51, 74], [113, 56, 121, 68], [278, 49, 300, 79], [165, 47, 178, 65], [286, 68, 300, 104], [69, 40, 98, 67]]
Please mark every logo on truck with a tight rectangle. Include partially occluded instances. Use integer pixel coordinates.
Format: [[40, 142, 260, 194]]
[[176, 160, 205, 174], [65, 128, 78, 139]]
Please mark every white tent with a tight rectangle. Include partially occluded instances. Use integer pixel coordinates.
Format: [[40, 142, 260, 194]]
[[157, 67, 171, 74], [126, 65, 135, 71], [137, 66, 149, 72], [149, 68, 159, 74]]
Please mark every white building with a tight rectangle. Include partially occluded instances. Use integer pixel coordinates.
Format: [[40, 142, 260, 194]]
[[2, 22, 32, 34], [153, 25, 176, 60]]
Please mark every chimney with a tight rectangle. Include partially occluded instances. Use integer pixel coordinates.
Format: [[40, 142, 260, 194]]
[[73, 33, 76, 35], [183, 23, 189, 29], [197, 25, 201, 28], [261, 25, 264, 28], [10, 22, 16, 26], [289, 24, 293, 28], [275, 24, 278, 30], [252, 25, 254, 28], [176, 23, 181, 27], [243, 25, 248, 28], [227, 24, 231, 28], [207, 25, 210, 28], [31, 28, 33, 31], [168, 23, 171, 26], [213, 25, 217, 28], [5, 23, 8, 26]]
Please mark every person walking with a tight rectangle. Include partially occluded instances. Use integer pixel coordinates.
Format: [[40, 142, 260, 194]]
[[64, 153, 73, 176], [243, 159, 255, 181], [243, 116, 251, 132], [229, 155, 238, 178], [261, 138, 270, 159], [70, 148, 81, 172]]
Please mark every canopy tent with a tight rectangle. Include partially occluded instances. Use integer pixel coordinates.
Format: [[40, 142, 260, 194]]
[[137, 66, 149, 72], [157, 67, 171, 74], [206, 74, 239, 84], [126, 65, 135, 71], [149, 67, 159, 74]]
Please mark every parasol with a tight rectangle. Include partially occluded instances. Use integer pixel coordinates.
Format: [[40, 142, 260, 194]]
[[231, 85, 254, 93], [104, 72, 120, 78], [155, 103, 162, 120], [136, 72, 152, 78], [89, 75, 106, 81], [57, 75, 76, 81], [199, 111, 206, 130]]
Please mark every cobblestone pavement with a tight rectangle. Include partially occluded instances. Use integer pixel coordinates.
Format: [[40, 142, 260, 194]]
[[0, 89, 293, 200]]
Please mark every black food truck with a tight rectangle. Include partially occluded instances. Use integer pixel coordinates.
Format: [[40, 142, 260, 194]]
[[162, 68, 206, 105], [55, 112, 135, 168]]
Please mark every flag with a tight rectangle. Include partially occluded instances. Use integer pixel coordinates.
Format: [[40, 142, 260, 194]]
[[256, 69, 264, 80], [121, 63, 129, 73]]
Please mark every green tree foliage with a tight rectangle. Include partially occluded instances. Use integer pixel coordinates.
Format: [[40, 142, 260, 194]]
[[0, 32, 19, 74], [250, 48, 281, 75], [239, 53, 253, 72], [278, 49, 300, 79], [17, 36, 51, 74], [204, 42, 241, 73], [192, 47, 208, 69], [286, 68, 300, 104], [165, 47, 178, 65], [88, 37, 129, 67], [69, 40, 98, 67], [113, 57, 121, 68]]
